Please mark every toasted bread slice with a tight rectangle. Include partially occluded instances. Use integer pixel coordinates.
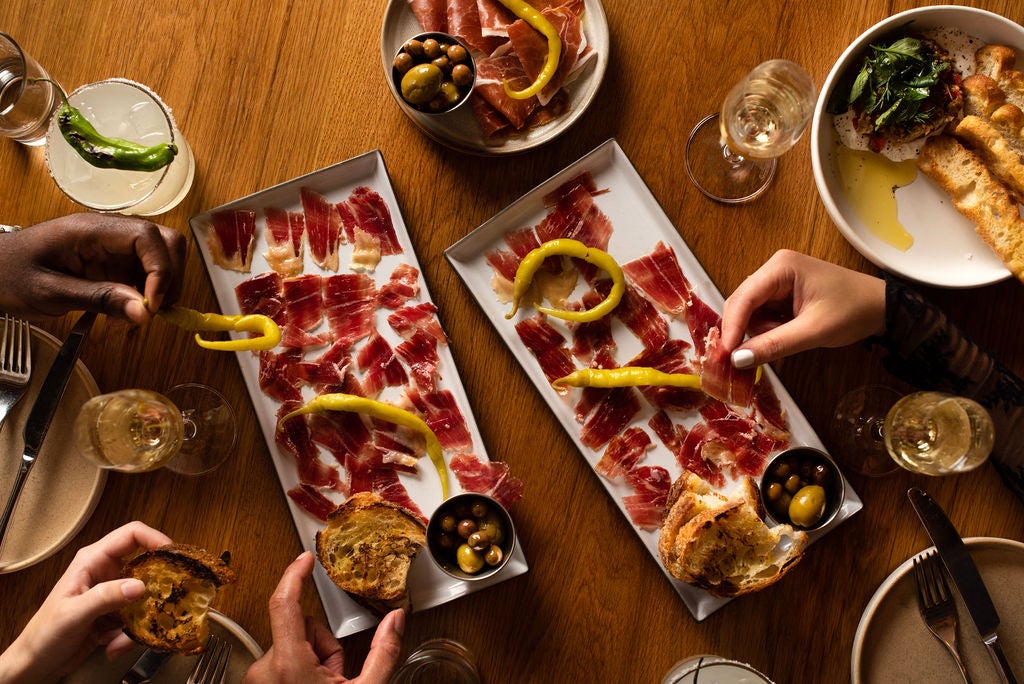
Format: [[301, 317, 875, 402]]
[[120, 544, 236, 655], [659, 472, 806, 598], [316, 492, 426, 616], [953, 115, 1024, 200], [962, 74, 1006, 118], [917, 135, 1024, 282], [991, 104, 1024, 158], [976, 44, 1016, 81]]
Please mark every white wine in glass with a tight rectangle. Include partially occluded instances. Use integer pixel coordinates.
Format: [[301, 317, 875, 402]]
[[685, 59, 816, 203], [884, 391, 994, 475], [73, 384, 236, 476]]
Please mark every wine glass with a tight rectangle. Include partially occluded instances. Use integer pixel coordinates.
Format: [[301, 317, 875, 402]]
[[830, 387, 995, 477], [73, 383, 237, 476], [685, 59, 816, 203]]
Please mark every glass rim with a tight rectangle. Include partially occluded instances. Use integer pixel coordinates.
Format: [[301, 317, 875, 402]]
[[0, 32, 30, 117], [44, 77, 177, 212]]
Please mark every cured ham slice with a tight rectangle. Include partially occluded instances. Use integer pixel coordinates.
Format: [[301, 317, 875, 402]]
[[409, 0, 447, 32], [373, 469, 427, 525], [534, 181, 613, 250], [506, 7, 584, 106], [323, 273, 377, 350], [338, 186, 402, 256], [469, 94, 512, 140], [752, 376, 791, 442], [474, 54, 540, 130], [627, 340, 706, 413], [515, 314, 575, 383], [357, 332, 409, 396], [276, 401, 342, 491], [542, 171, 601, 207], [684, 293, 755, 407], [623, 465, 671, 530], [674, 422, 727, 489], [282, 274, 323, 332], [308, 408, 373, 465], [287, 484, 338, 522], [387, 302, 447, 344], [570, 288, 616, 362], [447, 0, 504, 54], [207, 209, 256, 272], [300, 187, 343, 271], [378, 263, 420, 309], [622, 241, 693, 317], [578, 385, 641, 450], [396, 329, 441, 391], [236, 272, 285, 322], [595, 427, 652, 480], [294, 342, 352, 391], [477, 0, 516, 37], [258, 348, 303, 403], [404, 388, 473, 452], [615, 284, 669, 352], [649, 410, 686, 452], [263, 207, 305, 276], [450, 453, 525, 508]]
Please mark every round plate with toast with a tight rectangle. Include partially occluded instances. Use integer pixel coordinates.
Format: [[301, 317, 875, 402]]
[[0, 326, 104, 574], [811, 6, 1024, 289], [852, 537, 1024, 683]]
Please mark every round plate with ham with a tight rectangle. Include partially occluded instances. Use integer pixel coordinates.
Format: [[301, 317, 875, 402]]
[[381, 0, 609, 155]]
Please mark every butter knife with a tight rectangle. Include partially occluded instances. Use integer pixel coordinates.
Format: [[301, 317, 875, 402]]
[[120, 647, 172, 684], [908, 487, 1019, 684], [0, 311, 96, 547]]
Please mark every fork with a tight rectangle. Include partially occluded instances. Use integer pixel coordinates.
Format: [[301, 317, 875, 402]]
[[914, 550, 972, 684], [186, 635, 232, 684], [0, 314, 32, 430]]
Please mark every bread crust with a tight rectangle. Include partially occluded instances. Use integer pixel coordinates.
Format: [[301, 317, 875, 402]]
[[120, 544, 236, 655], [315, 491, 426, 616]]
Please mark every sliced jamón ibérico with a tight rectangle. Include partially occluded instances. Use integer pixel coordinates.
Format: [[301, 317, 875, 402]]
[[300, 187, 343, 271], [534, 181, 612, 251], [236, 272, 285, 323], [404, 388, 473, 452], [627, 339, 706, 413], [578, 385, 641, 450], [450, 453, 525, 509], [595, 426, 652, 480], [286, 484, 338, 522], [623, 465, 672, 530], [276, 401, 342, 491], [258, 348, 303, 403], [387, 302, 447, 344], [337, 186, 402, 256], [294, 342, 352, 391], [515, 314, 575, 384], [377, 263, 420, 309], [357, 332, 409, 396], [615, 284, 669, 352], [323, 273, 376, 350], [409, 0, 447, 32], [395, 329, 441, 392], [263, 207, 305, 277], [474, 54, 539, 130], [447, 0, 504, 54], [621, 241, 692, 318], [570, 288, 617, 363], [207, 209, 256, 272], [469, 94, 512, 140], [506, 7, 584, 106], [372, 469, 427, 525]]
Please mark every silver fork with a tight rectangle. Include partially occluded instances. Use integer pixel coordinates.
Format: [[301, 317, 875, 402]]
[[0, 314, 32, 430], [914, 550, 972, 683], [186, 635, 232, 684]]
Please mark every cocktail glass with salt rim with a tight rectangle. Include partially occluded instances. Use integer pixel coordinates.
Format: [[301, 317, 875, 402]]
[[44, 78, 195, 216]]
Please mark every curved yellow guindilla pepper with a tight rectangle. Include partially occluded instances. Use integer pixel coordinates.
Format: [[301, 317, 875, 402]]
[[277, 393, 450, 500], [506, 238, 625, 322], [552, 367, 703, 391], [159, 306, 281, 351], [496, 0, 562, 100]]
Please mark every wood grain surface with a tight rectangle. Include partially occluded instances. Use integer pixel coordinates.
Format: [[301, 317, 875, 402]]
[[2, 1, 1023, 682]]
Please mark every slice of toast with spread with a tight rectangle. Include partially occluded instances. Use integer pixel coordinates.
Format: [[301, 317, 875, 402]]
[[120, 544, 236, 654], [316, 491, 426, 616]]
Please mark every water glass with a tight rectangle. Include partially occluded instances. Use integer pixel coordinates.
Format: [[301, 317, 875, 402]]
[[390, 639, 481, 684], [0, 32, 61, 146], [662, 656, 775, 684], [44, 78, 195, 216]]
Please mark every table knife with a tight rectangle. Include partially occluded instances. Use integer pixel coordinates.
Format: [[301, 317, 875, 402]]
[[120, 647, 172, 684], [0, 311, 96, 547], [908, 487, 1019, 684]]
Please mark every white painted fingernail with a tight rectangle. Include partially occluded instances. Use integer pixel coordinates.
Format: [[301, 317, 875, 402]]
[[732, 349, 755, 369]]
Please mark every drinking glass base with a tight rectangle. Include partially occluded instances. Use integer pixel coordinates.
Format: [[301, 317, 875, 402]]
[[164, 383, 237, 476], [685, 114, 777, 204], [830, 385, 901, 477]]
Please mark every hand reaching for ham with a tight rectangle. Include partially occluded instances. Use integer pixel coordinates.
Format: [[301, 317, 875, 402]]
[[720, 250, 886, 368], [0, 213, 186, 324]]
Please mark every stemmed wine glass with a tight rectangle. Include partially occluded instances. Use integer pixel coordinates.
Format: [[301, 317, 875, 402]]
[[830, 386, 995, 477], [685, 59, 817, 203], [73, 383, 237, 476]]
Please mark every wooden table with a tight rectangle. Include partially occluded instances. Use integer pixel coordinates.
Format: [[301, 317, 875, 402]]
[[2, 1, 1023, 681]]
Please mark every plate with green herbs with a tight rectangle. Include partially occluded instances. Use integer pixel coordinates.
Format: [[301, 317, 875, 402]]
[[810, 6, 1023, 289]]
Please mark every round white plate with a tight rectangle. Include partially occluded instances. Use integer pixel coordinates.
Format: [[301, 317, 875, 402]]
[[0, 326, 104, 574], [380, 0, 609, 155], [852, 537, 1024, 683], [811, 6, 1024, 288], [66, 610, 264, 682]]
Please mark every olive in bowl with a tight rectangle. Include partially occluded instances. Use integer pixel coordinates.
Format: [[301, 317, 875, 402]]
[[391, 32, 475, 115], [426, 493, 515, 581], [760, 446, 845, 531]]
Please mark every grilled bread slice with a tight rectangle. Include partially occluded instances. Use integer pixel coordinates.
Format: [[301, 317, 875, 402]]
[[917, 134, 1024, 282], [120, 544, 236, 654], [316, 491, 426, 616], [953, 114, 1024, 201], [659, 472, 807, 598]]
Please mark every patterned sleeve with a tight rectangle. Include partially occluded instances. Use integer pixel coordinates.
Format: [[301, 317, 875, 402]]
[[869, 276, 1024, 500]]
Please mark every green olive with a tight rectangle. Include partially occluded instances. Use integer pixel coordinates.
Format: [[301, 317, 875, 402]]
[[451, 63, 473, 87], [765, 481, 783, 502], [467, 531, 489, 551], [478, 514, 504, 544], [422, 38, 442, 59], [393, 52, 414, 75], [439, 514, 457, 533], [456, 518, 477, 539], [471, 501, 488, 519], [404, 39, 425, 58], [789, 485, 827, 528], [484, 545, 503, 566], [400, 63, 443, 105], [436, 531, 456, 550], [448, 44, 468, 63], [456, 544, 485, 573], [783, 473, 803, 494]]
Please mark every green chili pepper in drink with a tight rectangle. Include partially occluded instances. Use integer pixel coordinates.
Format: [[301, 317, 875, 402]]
[[38, 78, 177, 172]]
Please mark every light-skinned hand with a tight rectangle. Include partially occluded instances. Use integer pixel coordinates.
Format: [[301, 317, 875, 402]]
[[720, 249, 886, 368], [243, 551, 404, 684]]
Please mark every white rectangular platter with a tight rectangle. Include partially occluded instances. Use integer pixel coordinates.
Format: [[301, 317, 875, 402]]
[[445, 139, 862, 620], [189, 150, 527, 637]]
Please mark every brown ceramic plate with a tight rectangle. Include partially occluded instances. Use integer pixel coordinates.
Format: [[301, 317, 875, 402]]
[[852, 537, 1024, 683], [64, 610, 263, 683], [0, 326, 104, 573]]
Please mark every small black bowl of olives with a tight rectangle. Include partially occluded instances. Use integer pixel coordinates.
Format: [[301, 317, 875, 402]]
[[426, 492, 516, 581], [760, 446, 845, 531], [391, 32, 476, 115]]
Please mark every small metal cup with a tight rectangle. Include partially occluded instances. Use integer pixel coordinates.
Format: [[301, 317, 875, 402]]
[[760, 446, 845, 531], [0, 32, 61, 146], [390, 32, 476, 117], [426, 492, 515, 581]]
